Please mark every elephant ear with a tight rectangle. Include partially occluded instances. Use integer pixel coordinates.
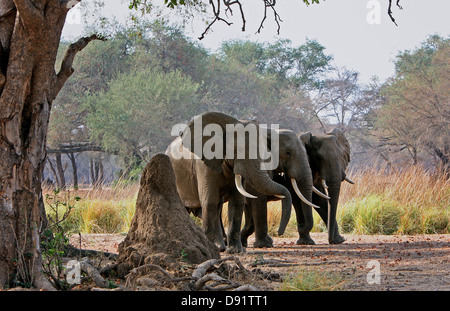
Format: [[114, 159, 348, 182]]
[[327, 128, 351, 170], [181, 111, 238, 173], [298, 132, 312, 148]]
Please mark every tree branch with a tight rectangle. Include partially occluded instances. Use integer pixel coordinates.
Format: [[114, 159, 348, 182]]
[[54, 34, 106, 97], [199, 0, 233, 40], [224, 0, 246, 32], [387, 0, 403, 26], [257, 0, 282, 35], [47, 143, 103, 154]]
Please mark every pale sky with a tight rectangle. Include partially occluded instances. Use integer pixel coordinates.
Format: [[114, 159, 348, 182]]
[[62, 0, 450, 84]]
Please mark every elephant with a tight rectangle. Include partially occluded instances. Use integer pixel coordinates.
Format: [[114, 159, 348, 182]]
[[298, 128, 354, 244], [241, 129, 330, 247], [166, 111, 296, 253]]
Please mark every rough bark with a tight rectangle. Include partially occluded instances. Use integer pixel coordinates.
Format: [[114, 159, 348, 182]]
[[0, 0, 100, 289], [117, 154, 220, 278]]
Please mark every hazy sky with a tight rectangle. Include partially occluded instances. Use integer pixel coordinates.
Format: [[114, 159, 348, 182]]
[[62, 0, 449, 84]]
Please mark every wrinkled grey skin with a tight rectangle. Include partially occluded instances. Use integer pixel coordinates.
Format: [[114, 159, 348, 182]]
[[299, 128, 351, 244], [166, 112, 292, 253], [241, 129, 315, 247]]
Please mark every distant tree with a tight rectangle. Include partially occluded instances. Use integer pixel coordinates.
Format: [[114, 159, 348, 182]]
[[85, 67, 200, 177], [264, 38, 333, 89], [220, 40, 266, 73], [377, 35, 449, 172]]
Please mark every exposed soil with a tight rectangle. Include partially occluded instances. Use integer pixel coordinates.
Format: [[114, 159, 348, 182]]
[[70, 232, 450, 291]]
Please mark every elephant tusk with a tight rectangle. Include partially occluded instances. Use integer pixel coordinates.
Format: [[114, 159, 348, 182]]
[[313, 186, 330, 200], [275, 194, 285, 199], [321, 182, 331, 234], [291, 178, 320, 209], [235, 175, 258, 199], [345, 176, 355, 184]]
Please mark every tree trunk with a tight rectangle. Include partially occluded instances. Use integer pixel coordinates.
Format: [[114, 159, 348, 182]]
[[55, 153, 66, 189], [67, 152, 78, 188], [94, 159, 103, 189], [90, 156, 103, 189], [46, 156, 60, 186], [90, 156, 96, 186], [0, 1, 102, 289]]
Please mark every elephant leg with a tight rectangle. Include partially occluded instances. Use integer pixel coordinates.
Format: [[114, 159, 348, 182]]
[[241, 202, 254, 247], [226, 189, 245, 254], [312, 189, 345, 244], [202, 202, 226, 251], [251, 196, 273, 248], [293, 201, 315, 245], [289, 185, 315, 245]]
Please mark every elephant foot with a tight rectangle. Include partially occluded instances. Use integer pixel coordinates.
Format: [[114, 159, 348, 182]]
[[296, 236, 316, 245], [241, 238, 248, 248], [226, 244, 245, 254], [253, 235, 273, 248], [215, 241, 227, 252], [329, 234, 346, 244]]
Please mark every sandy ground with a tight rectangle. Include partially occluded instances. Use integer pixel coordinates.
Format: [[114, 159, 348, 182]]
[[70, 232, 450, 291]]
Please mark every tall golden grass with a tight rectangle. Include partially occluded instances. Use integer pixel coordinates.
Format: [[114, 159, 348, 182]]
[[43, 165, 449, 235], [43, 184, 139, 234], [268, 165, 449, 236], [338, 165, 449, 235]]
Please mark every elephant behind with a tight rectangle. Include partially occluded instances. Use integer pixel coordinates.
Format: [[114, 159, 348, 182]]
[[241, 129, 327, 247], [299, 128, 354, 244]]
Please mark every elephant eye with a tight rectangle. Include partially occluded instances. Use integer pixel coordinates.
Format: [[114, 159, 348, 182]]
[[286, 150, 291, 157]]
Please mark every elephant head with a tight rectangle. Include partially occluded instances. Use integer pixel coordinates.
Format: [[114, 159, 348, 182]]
[[265, 129, 328, 237], [300, 128, 354, 244], [240, 128, 329, 247], [177, 111, 293, 237]]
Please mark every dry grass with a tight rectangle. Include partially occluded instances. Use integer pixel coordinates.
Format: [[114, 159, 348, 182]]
[[43, 184, 139, 234], [338, 165, 449, 235], [264, 165, 449, 236], [280, 267, 345, 291], [43, 165, 449, 235]]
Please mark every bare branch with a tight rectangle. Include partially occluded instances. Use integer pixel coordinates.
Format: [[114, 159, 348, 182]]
[[47, 142, 103, 154], [54, 34, 106, 97], [199, 0, 233, 40], [224, 0, 246, 32], [257, 0, 282, 35], [388, 0, 403, 26]]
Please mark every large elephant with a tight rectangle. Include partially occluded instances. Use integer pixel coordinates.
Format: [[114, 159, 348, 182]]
[[166, 112, 294, 253], [299, 128, 354, 244], [241, 129, 329, 247]]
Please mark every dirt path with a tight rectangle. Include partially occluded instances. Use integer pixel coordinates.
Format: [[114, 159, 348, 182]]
[[71, 233, 450, 291]]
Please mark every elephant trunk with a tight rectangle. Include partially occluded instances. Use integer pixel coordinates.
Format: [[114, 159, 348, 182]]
[[235, 160, 292, 235]]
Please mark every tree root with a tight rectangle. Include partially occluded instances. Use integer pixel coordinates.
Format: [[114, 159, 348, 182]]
[[124, 256, 260, 291], [79, 257, 111, 288]]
